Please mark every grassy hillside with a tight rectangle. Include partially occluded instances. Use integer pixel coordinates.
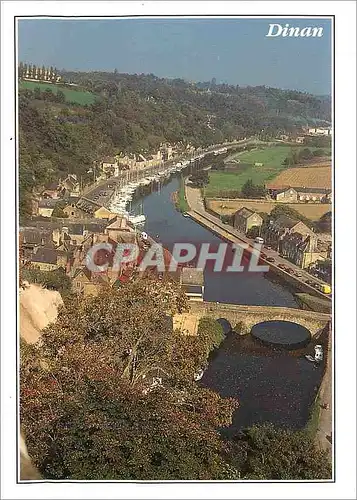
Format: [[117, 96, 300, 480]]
[[18, 71, 331, 215], [19, 80, 98, 105], [206, 145, 331, 196]]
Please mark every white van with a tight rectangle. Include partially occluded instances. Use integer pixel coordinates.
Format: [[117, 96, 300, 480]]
[[254, 236, 264, 244]]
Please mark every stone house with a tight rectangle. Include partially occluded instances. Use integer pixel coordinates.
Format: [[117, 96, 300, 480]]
[[104, 216, 135, 242], [58, 174, 80, 197], [275, 188, 298, 203], [30, 247, 71, 272], [180, 268, 204, 302], [75, 198, 115, 220], [264, 215, 315, 252], [19, 227, 54, 262], [296, 187, 332, 203], [279, 232, 319, 269], [72, 267, 110, 296], [269, 186, 331, 203], [234, 208, 263, 234], [38, 199, 57, 217], [62, 196, 81, 218], [41, 182, 60, 199], [101, 157, 117, 175]]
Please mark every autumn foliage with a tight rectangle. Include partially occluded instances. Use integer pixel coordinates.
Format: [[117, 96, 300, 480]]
[[20, 277, 238, 480]]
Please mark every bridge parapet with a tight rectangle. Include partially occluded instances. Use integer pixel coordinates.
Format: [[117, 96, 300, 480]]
[[188, 301, 331, 336]]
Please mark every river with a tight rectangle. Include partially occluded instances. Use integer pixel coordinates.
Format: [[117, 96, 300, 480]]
[[133, 177, 297, 307], [132, 176, 323, 432]]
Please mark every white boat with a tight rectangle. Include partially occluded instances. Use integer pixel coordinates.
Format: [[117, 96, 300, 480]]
[[128, 214, 146, 225], [194, 369, 205, 381], [305, 344, 323, 363], [314, 344, 323, 362], [182, 212, 190, 218]]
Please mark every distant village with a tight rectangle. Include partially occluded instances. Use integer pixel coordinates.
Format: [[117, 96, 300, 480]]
[[20, 140, 205, 299]]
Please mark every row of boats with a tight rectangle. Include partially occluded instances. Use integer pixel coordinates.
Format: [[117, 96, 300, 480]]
[[109, 155, 206, 225]]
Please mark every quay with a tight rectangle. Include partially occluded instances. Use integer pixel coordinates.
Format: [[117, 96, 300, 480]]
[[184, 184, 332, 304]]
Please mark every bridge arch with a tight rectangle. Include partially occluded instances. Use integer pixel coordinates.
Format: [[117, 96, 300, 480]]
[[189, 302, 330, 337]]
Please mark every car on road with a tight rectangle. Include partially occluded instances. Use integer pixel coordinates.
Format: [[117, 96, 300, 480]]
[[261, 252, 268, 259], [264, 245, 272, 250], [278, 263, 286, 270], [266, 257, 275, 263], [295, 272, 303, 278], [305, 279, 315, 286]]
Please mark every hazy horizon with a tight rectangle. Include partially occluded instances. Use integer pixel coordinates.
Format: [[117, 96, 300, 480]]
[[18, 18, 332, 95]]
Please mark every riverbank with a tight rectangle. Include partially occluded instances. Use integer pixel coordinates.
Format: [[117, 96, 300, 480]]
[[184, 184, 332, 304], [172, 178, 189, 213]]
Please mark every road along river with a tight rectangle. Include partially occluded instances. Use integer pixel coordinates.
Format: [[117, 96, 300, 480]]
[[132, 176, 325, 432]]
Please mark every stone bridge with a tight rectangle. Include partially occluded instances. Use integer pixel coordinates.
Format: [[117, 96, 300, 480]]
[[188, 301, 331, 337]]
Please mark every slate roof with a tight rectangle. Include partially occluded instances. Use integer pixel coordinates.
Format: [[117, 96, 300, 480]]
[[296, 187, 331, 194], [31, 248, 59, 264], [38, 199, 58, 208], [273, 215, 300, 230], [19, 227, 53, 246], [235, 207, 259, 219], [43, 182, 59, 191]]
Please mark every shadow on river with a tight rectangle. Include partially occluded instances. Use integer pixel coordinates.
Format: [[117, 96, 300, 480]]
[[132, 176, 323, 432], [200, 330, 324, 435]]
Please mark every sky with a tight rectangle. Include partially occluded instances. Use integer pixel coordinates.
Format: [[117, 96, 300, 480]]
[[18, 18, 332, 95]]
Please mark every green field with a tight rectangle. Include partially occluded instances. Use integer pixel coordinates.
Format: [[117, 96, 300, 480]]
[[19, 80, 98, 105], [205, 145, 328, 197], [226, 145, 293, 166]]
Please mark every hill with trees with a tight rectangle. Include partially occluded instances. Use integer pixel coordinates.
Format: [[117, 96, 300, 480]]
[[18, 69, 331, 214], [20, 277, 331, 480]]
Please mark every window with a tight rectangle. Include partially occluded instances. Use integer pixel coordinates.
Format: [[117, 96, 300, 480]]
[[71, 212, 75, 216]]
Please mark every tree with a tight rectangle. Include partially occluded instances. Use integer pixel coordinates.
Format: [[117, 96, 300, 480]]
[[269, 204, 314, 229], [33, 87, 42, 100], [52, 201, 68, 218], [20, 278, 239, 480], [189, 170, 209, 188], [312, 148, 325, 157], [22, 267, 72, 297], [298, 147, 313, 160], [229, 424, 331, 480], [241, 179, 266, 199], [246, 225, 260, 239], [56, 90, 66, 103]]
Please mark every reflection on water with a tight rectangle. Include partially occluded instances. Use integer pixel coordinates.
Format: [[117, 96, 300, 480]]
[[132, 177, 320, 432], [200, 332, 324, 434], [251, 320, 311, 349]]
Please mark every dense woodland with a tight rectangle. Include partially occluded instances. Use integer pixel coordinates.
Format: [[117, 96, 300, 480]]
[[19, 70, 331, 214], [21, 278, 331, 480]]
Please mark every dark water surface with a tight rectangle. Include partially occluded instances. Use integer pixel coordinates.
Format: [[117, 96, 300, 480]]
[[251, 320, 311, 348], [133, 177, 322, 430], [134, 177, 298, 307], [200, 333, 324, 434]]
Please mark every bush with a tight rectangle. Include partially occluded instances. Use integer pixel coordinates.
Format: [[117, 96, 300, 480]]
[[229, 423, 331, 480], [197, 317, 225, 360], [22, 267, 72, 297], [233, 321, 247, 334]]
